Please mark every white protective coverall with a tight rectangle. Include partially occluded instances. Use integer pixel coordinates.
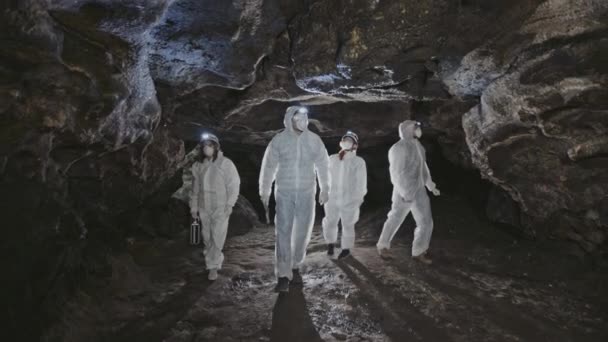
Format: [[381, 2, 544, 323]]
[[259, 107, 330, 279], [377, 121, 437, 256], [190, 151, 240, 270], [322, 151, 367, 249]]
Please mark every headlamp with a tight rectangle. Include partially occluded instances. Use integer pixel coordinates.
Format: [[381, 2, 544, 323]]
[[296, 107, 308, 115]]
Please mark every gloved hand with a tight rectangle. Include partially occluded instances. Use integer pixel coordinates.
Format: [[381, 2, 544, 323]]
[[427, 181, 439, 195], [191, 210, 199, 219], [319, 191, 329, 205], [225, 205, 233, 217]]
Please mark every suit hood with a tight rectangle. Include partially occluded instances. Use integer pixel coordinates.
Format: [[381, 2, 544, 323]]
[[284, 106, 308, 132], [399, 120, 418, 140]]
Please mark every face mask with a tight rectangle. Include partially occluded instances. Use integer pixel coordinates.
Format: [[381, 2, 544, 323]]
[[203, 145, 215, 157], [340, 140, 353, 150], [414, 127, 422, 138], [292, 114, 308, 132]]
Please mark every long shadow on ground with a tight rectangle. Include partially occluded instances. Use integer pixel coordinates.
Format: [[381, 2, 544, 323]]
[[271, 285, 323, 342]]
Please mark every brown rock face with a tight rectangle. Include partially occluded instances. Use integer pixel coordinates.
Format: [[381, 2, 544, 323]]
[[458, 0, 608, 249], [1, 0, 607, 339], [1, 1, 183, 338]]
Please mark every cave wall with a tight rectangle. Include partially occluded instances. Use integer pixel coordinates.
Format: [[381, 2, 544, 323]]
[[1, 0, 185, 338], [2, 0, 607, 339], [455, 0, 608, 250]]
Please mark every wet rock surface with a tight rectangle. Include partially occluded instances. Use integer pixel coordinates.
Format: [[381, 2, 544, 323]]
[[2, 0, 608, 339]]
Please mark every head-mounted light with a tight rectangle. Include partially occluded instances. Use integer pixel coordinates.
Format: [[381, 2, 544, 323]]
[[296, 107, 309, 115], [342, 130, 359, 145]]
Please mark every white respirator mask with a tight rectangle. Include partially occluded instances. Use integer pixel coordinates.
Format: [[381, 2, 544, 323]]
[[340, 140, 354, 150], [203, 145, 215, 157], [293, 116, 308, 132], [292, 108, 309, 132]]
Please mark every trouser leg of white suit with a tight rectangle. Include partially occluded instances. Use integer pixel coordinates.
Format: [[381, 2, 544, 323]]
[[200, 209, 229, 270], [377, 191, 413, 250], [275, 191, 296, 279], [322, 202, 341, 244], [200, 213, 212, 263], [410, 190, 433, 257], [291, 190, 316, 271], [340, 205, 360, 249]]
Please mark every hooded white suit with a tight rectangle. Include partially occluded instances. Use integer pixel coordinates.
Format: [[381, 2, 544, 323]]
[[190, 151, 240, 270], [377, 121, 437, 256], [259, 106, 330, 279], [322, 151, 367, 249]]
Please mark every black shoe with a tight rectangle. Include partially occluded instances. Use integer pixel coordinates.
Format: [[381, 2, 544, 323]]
[[413, 253, 433, 265], [291, 269, 303, 285], [327, 243, 335, 256], [338, 249, 351, 260], [275, 277, 289, 293]]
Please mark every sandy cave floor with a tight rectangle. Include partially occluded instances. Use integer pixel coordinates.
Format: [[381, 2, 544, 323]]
[[60, 196, 608, 342]]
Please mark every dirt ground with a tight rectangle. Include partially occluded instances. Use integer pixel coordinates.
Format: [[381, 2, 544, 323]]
[[56, 195, 608, 342]]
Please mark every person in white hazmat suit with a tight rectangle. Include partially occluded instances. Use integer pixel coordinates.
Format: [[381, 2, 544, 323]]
[[190, 133, 241, 280], [259, 106, 330, 293], [376, 120, 440, 264], [322, 131, 367, 260]]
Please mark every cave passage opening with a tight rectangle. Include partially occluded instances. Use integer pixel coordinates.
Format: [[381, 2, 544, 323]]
[[178, 117, 495, 229]]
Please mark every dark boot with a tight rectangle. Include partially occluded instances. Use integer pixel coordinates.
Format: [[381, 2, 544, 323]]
[[413, 253, 433, 265], [327, 243, 335, 256], [338, 249, 351, 260], [377, 247, 393, 260], [291, 269, 303, 286], [275, 277, 289, 293]]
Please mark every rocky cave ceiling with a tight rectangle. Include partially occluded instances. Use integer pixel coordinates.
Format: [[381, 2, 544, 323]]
[[4, 0, 606, 244]]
